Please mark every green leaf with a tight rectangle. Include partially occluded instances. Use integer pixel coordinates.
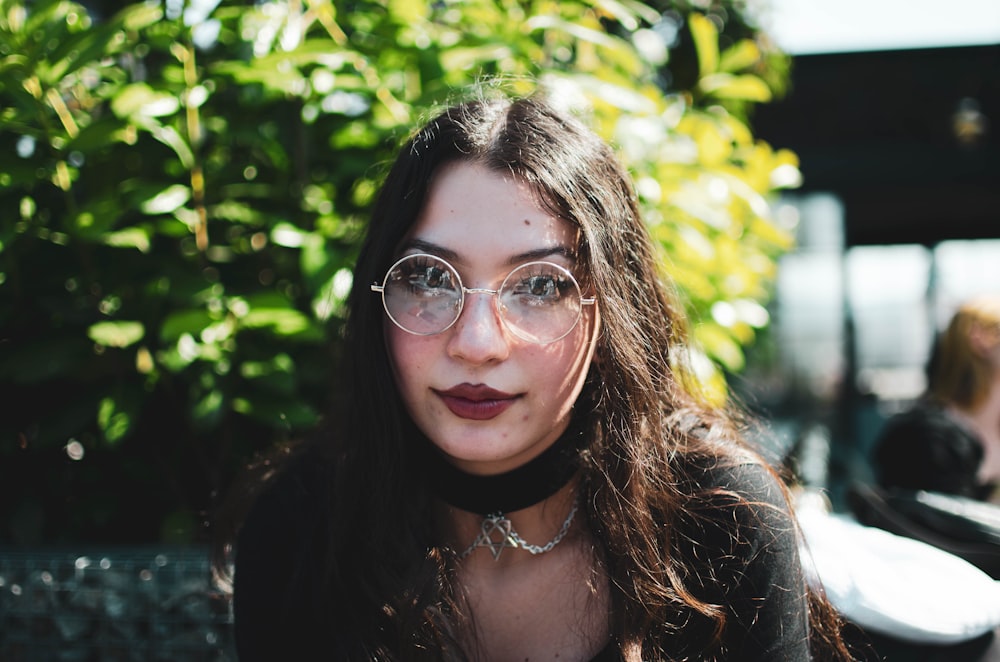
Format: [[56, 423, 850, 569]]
[[212, 60, 308, 94], [87, 321, 145, 348], [300, 236, 338, 286], [98, 395, 134, 445], [141, 184, 191, 215], [160, 309, 215, 342], [239, 353, 294, 379], [111, 83, 181, 120], [606, 0, 662, 25], [191, 388, 224, 429], [115, 1, 164, 31], [241, 308, 319, 338], [388, 0, 427, 25], [526, 15, 621, 48], [698, 73, 772, 102], [688, 13, 719, 78], [146, 123, 195, 168], [103, 227, 151, 252], [561, 73, 655, 113], [46, 16, 137, 83], [440, 44, 515, 72], [595, 0, 660, 29], [68, 116, 133, 152], [110, 86, 194, 166], [718, 40, 760, 73], [693, 322, 745, 372], [240, 367, 296, 396], [270, 222, 321, 249]]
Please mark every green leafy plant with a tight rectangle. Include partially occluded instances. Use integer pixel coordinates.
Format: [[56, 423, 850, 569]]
[[0, 0, 797, 543]]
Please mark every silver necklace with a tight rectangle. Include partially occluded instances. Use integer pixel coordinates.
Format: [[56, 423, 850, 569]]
[[460, 500, 578, 561]]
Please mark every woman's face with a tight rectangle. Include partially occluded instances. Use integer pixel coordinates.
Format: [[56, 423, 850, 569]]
[[969, 316, 1000, 371], [384, 162, 600, 476]]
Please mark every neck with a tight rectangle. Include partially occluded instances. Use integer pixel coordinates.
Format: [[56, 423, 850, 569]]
[[958, 376, 1000, 486], [442, 477, 581, 567], [421, 416, 587, 515], [952, 376, 1000, 439]]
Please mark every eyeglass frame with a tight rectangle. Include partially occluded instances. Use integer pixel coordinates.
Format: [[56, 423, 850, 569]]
[[369, 252, 597, 344]]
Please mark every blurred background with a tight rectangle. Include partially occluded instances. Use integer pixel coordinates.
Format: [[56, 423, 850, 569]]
[[1, 0, 998, 658], [745, 0, 1000, 506]]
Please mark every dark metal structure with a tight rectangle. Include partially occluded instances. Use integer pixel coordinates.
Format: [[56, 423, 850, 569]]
[[751, 44, 1000, 247]]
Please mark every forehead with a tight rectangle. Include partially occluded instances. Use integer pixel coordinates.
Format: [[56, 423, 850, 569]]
[[407, 162, 577, 266]]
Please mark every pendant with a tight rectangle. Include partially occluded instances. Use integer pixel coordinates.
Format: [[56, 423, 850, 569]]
[[472, 513, 519, 560]]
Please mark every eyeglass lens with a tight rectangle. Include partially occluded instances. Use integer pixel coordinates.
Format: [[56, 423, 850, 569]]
[[378, 254, 586, 344]]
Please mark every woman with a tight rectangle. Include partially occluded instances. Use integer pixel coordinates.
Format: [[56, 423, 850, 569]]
[[220, 92, 854, 660], [875, 296, 1000, 503]]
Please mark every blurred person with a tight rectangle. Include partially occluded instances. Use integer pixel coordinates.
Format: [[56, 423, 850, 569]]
[[215, 89, 856, 660], [874, 295, 1000, 503]]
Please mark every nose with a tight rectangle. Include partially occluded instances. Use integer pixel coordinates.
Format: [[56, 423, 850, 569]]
[[446, 290, 511, 364]]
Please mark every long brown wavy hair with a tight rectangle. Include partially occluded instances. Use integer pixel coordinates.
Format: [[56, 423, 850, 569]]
[[217, 89, 857, 660]]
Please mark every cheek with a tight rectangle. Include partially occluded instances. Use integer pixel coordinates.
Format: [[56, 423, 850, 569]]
[[538, 322, 598, 395], [385, 324, 413, 378], [385, 326, 413, 386], [386, 327, 434, 389]]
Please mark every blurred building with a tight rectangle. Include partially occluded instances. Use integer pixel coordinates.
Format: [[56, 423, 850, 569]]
[[748, 44, 1000, 502]]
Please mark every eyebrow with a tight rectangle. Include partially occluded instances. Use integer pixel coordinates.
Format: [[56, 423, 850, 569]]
[[402, 238, 577, 266]]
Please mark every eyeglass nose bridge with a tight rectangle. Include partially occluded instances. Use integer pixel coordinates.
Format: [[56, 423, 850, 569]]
[[452, 287, 505, 333]]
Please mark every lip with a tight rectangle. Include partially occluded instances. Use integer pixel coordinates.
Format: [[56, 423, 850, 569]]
[[435, 384, 519, 421]]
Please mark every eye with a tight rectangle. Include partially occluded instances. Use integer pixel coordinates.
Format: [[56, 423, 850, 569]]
[[410, 268, 452, 293], [411, 265, 449, 289], [392, 258, 456, 297], [510, 271, 571, 305]]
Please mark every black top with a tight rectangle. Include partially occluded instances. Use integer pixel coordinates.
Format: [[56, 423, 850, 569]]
[[233, 452, 811, 661], [874, 403, 995, 501]]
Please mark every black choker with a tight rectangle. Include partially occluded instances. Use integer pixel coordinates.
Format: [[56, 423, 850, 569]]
[[422, 418, 587, 515]]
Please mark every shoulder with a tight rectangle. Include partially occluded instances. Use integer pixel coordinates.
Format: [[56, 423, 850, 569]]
[[677, 457, 798, 556], [666, 412, 794, 517], [238, 443, 331, 539], [693, 457, 789, 502], [235, 442, 333, 577], [671, 457, 812, 659], [874, 403, 984, 494], [877, 404, 980, 454], [232, 443, 335, 658]]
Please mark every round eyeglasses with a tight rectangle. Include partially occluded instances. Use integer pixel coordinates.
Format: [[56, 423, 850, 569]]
[[370, 253, 596, 344]]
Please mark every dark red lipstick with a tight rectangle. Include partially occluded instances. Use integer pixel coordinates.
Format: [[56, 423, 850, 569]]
[[435, 384, 518, 420]]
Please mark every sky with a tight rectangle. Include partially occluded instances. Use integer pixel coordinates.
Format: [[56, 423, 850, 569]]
[[756, 0, 1000, 54]]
